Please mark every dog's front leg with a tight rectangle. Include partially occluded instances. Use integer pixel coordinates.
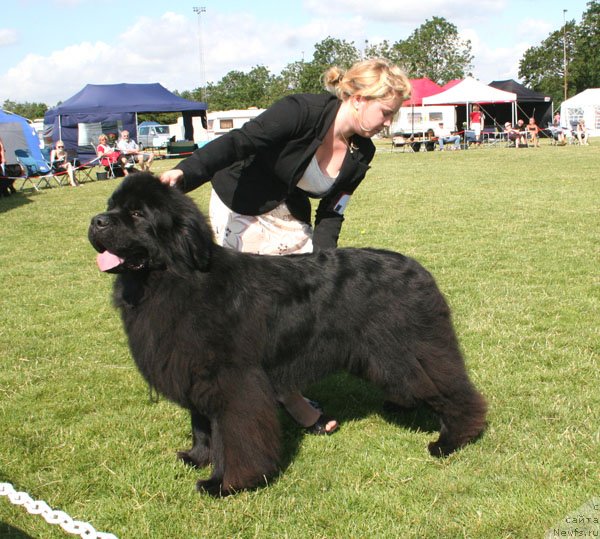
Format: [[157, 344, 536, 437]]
[[195, 369, 281, 496], [177, 410, 211, 468]]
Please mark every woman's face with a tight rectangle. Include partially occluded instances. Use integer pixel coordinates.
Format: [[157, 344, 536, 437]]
[[353, 93, 404, 137]]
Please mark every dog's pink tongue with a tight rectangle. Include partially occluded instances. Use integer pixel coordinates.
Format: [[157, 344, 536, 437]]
[[96, 251, 124, 272]]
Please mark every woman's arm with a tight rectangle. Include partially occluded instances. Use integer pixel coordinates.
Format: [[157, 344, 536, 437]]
[[175, 95, 315, 192]]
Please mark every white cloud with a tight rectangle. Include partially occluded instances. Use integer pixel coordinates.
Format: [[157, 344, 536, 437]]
[[304, 0, 507, 26], [0, 28, 18, 46], [0, 13, 200, 105], [0, 3, 561, 105], [515, 18, 554, 42]]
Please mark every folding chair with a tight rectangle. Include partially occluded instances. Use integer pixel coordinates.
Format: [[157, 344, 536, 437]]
[[41, 146, 76, 186], [15, 149, 59, 190], [74, 155, 102, 183]]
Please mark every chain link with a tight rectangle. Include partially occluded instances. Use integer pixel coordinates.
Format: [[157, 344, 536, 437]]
[[0, 482, 118, 539]]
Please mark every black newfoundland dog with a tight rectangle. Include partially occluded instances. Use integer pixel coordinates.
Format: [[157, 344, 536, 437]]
[[88, 173, 487, 496]]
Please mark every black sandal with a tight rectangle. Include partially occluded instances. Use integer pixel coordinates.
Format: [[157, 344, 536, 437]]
[[306, 414, 338, 435]]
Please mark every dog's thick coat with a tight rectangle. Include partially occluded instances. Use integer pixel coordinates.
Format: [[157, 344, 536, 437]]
[[89, 174, 487, 496]]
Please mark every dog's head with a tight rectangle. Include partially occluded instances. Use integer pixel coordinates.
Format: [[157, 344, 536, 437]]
[[88, 173, 214, 274]]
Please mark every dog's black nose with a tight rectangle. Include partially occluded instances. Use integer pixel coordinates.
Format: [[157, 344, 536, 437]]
[[91, 214, 110, 229]]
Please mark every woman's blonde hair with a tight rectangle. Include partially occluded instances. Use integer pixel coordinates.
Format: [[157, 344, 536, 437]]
[[323, 58, 411, 102]]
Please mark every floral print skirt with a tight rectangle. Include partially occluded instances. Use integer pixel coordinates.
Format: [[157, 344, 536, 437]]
[[209, 189, 313, 255]]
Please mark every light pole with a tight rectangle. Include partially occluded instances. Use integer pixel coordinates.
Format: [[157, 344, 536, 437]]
[[193, 6, 206, 102], [563, 8, 568, 101]]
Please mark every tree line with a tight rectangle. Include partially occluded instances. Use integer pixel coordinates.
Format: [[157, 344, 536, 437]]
[[3, 4, 599, 121], [519, 0, 600, 104]]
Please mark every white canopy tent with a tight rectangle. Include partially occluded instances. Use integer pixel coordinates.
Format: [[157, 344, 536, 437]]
[[423, 77, 518, 128], [560, 89, 600, 137]]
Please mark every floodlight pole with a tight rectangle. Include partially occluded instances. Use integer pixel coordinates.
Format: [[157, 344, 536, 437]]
[[193, 6, 207, 102], [563, 9, 568, 101]]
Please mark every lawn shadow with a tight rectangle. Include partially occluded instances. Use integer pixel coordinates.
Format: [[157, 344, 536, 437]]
[[277, 372, 440, 473], [0, 189, 35, 213], [0, 522, 34, 538]]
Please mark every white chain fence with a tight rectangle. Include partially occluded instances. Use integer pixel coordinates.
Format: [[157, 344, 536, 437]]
[[0, 482, 118, 539]]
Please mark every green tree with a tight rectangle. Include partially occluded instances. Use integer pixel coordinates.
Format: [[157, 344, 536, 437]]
[[2, 100, 48, 120], [364, 39, 394, 61], [570, 0, 600, 92], [311, 36, 361, 69], [295, 37, 361, 94], [202, 65, 277, 110], [390, 17, 473, 84], [518, 22, 577, 104]]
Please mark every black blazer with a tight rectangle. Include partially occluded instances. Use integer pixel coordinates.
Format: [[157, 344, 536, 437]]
[[176, 93, 376, 249]]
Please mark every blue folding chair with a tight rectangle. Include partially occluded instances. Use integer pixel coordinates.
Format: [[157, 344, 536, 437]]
[[15, 149, 59, 190]]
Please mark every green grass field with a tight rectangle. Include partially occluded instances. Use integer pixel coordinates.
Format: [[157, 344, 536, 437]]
[[1, 141, 598, 538]]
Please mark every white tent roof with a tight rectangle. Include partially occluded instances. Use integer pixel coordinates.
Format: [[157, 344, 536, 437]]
[[560, 88, 600, 136], [561, 88, 600, 107], [423, 77, 517, 105]]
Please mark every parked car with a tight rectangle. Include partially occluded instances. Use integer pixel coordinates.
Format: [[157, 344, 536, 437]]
[[137, 124, 171, 149]]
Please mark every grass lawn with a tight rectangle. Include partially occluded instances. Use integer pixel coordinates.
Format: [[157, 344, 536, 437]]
[[1, 141, 598, 538]]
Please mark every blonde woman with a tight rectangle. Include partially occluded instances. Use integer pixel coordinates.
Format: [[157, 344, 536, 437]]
[[160, 59, 411, 434], [50, 140, 78, 187]]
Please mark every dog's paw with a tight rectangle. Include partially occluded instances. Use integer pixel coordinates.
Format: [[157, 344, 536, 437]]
[[428, 440, 456, 458], [177, 449, 210, 469], [196, 478, 233, 497]]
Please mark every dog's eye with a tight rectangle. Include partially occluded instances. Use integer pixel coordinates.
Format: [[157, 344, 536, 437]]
[[130, 210, 144, 218]]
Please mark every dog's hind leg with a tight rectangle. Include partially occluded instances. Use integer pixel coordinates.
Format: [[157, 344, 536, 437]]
[[368, 348, 486, 457], [177, 411, 211, 468], [195, 369, 281, 497], [414, 343, 487, 457], [425, 384, 487, 458]]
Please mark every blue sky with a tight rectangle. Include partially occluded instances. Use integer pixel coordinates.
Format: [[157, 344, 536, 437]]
[[0, 0, 588, 107]]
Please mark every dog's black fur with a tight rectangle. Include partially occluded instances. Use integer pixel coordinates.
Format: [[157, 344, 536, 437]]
[[88, 173, 487, 496]]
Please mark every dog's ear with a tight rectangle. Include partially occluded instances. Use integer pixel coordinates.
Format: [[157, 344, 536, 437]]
[[173, 205, 214, 272]]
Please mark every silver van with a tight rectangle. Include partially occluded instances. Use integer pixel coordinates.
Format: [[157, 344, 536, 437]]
[[137, 124, 170, 149]]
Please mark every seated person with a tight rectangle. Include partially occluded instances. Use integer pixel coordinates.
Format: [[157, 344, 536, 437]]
[[50, 140, 79, 187], [424, 128, 437, 151], [515, 119, 528, 146], [526, 117, 540, 148], [117, 130, 153, 174], [436, 122, 461, 150], [576, 119, 589, 145], [504, 122, 524, 148], [551, 113, 567, 145], [96, 134, 122, 171]]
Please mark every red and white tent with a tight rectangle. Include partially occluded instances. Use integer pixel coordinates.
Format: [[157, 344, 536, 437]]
[[403, 78, 443, 107], [423, 77, 517, 128], [423, 77, 517, 105]]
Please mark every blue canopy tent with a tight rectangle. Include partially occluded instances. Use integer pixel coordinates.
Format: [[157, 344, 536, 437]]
[[0, 109, 45, 166], [44, 83, 207, 160]]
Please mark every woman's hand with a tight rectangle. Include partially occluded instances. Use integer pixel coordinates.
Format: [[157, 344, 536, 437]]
[[159, 169, 184, 187]]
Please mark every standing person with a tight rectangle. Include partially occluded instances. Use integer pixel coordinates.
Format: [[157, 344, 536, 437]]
[[469, 104, 484, 146], [0, 135, 16, 196], [117, 130, 153, 174], [159, 58, 411, 434], [0, 136, 6, 176], [50, 140, 79, 187]]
